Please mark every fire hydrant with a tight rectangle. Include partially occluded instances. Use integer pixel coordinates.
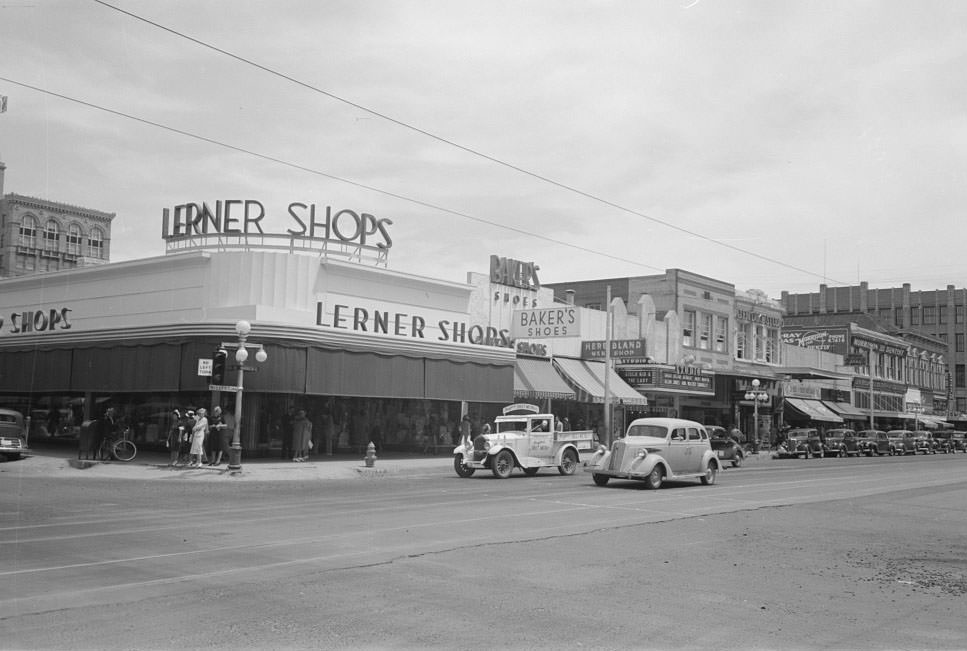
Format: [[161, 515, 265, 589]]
[[364, 441, 377, 467]]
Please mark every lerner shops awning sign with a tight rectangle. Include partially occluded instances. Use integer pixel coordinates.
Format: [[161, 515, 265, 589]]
[[317, 301, 512, 347], [510, 307, 580, 338], [0, 307, 72, 334]]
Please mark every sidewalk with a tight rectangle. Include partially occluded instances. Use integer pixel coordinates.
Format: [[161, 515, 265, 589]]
[[6, 441, 455, 482]]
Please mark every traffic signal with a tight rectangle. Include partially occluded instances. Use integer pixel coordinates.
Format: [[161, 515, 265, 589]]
[[211, 348, 228, 385]]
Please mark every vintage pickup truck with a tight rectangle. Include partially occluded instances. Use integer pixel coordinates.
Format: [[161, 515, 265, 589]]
[[453, 404, 593, 478]]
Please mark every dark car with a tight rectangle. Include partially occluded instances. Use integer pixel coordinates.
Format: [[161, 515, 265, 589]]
[[913, 431, 936, 454], [931, 431, 954, 454], [822, 428, 858, 457], [887, 430, 918, 455], [950, 431, 967, 453], [706, 425, 746, 468], [777, 428, 824, 459], [0, 408, 28, 461], [855, 429, 890, 456]]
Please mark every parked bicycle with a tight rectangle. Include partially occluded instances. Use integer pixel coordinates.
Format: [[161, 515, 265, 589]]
[[98, 427, 137, 462]]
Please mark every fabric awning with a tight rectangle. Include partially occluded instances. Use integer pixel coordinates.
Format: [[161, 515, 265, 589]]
[[514, 358, 576, 401], [553, 358, 647, 406], [823, 401, 869, 419], [785, 398, 844, 423], [918, 415, 952, 430]]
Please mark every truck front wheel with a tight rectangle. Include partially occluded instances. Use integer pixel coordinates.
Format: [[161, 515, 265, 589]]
[[453, 455, 475, 478], [491, 450, 515, 479]]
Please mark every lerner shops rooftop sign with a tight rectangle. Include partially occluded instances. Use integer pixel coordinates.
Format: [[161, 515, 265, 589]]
[[162, 200, 393, 265]]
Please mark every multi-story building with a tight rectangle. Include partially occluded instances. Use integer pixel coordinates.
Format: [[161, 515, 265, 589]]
[[0, 160, 115, 277], [544, 269, 790, 438], [782, 282, 959, 420]]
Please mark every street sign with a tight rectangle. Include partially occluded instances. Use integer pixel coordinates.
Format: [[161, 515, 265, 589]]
[[208, 384, 240, 392], [230, 365, 260, 372]]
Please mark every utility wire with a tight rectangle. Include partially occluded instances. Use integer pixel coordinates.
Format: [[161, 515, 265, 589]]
[[0, 75, 660, 271], [91, 0, 846, 285]]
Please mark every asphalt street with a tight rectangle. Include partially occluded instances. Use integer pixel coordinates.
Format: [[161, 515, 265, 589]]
[[2, 447, 967, 650]]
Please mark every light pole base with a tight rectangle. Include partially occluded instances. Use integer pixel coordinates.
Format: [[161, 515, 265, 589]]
[[227, 444, 243, 472]]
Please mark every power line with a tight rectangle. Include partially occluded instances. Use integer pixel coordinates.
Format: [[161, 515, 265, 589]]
[[0, 75, 660, 271], [90, 0, 846, 286]]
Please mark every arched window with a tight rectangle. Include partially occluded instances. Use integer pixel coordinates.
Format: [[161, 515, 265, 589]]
[[44, 219, 60, 251], [88, 226, 104, 258], [19, 215, 37, 247], [67, 223, 82, 255]]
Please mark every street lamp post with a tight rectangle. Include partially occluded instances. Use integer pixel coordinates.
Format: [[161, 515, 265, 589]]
[[223, 320, 268, 472], [745, 379, 770, 454]]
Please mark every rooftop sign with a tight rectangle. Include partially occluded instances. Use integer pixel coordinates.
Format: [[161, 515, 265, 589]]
[[161, 200, 393, 265]]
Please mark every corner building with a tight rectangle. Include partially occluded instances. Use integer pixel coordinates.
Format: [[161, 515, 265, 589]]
[[0, 246, 515, 455]]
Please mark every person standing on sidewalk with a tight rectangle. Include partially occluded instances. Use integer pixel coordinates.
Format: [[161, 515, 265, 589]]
[[189, 408, 209, 467], [291, 409, 313, 462], [207, 406, 229, 466], [166, 409, 183, 467]]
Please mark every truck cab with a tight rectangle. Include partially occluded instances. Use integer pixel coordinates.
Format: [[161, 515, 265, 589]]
[[453, 404, 592, 479]]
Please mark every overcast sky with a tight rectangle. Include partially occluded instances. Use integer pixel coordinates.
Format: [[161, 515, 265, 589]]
[[1, 1, 965, 300]]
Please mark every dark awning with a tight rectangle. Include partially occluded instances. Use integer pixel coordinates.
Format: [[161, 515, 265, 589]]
[[823, 401, 869, 419], [785, 398, 844, 423], [514, 358, 575, 401]]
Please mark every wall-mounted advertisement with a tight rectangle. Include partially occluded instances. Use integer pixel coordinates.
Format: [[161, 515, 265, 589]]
[[780, 326, 849, 356]]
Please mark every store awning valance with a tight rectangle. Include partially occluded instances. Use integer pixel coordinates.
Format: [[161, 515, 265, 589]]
[[823, 401, 869, 419], [785, 398, 844, 423], [514, 358, 576, 401], [553, 358, 647, 406]]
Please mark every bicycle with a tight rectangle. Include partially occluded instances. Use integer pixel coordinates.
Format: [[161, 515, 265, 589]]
[[98, 427, 137, 462]]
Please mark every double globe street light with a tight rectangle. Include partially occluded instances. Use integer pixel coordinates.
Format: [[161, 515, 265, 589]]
[[745, 378, 770, 454], [222, 320, 267, 472]]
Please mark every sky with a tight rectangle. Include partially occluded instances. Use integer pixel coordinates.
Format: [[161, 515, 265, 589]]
[[1, 0, 966, 301]]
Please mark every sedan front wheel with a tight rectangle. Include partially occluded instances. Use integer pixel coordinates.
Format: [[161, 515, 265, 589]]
[[644, 465, 664, 490]]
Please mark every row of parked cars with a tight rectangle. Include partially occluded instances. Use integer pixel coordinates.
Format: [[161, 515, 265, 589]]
[[776, 427, 967, 459]]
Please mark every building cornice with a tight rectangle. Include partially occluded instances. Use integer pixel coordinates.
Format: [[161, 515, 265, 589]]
[[3, 193, 116, 222]]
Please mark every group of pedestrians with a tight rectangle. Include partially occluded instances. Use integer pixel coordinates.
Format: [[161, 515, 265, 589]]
[[166, 405, 233, 468]]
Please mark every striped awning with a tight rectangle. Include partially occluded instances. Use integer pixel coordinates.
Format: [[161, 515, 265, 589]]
[[785, 398, 844, 423], [513, 358, 576, 401], [553, 358, 647, 406]]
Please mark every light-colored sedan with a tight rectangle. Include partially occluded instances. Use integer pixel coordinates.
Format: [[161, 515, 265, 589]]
[[584, 417, 721, 489]]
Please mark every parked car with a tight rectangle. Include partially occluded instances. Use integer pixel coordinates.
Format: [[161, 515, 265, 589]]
[[0, 408, 28, 461], [949, 431, 967, 452], [888, 430, 918, 455], [706, 425, 745, 468], [930, 431, 954, 454], [913, 431, 936, 454], [584, 418, 720, 489], [777, 428, 824, 458], [822, 428, 857, 457], [855, 430, 891, 456]]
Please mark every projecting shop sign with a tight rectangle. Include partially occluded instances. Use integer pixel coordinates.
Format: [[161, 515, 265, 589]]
[[510, 307, 580, 338]]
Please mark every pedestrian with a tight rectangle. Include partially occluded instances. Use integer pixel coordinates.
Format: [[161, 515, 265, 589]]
[[166, 409, 184, 467], [189, 408, 208, 467], [459, 414, 472, 447], [291, 409, 313, 462], [208, 406, 229, 466], [178, 410, 194, 465], [555, 417, 564, 432], [321, 403, 336, 456]]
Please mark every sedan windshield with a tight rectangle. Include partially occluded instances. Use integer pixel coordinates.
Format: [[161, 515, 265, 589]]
[[626, 424, 668, 438]]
